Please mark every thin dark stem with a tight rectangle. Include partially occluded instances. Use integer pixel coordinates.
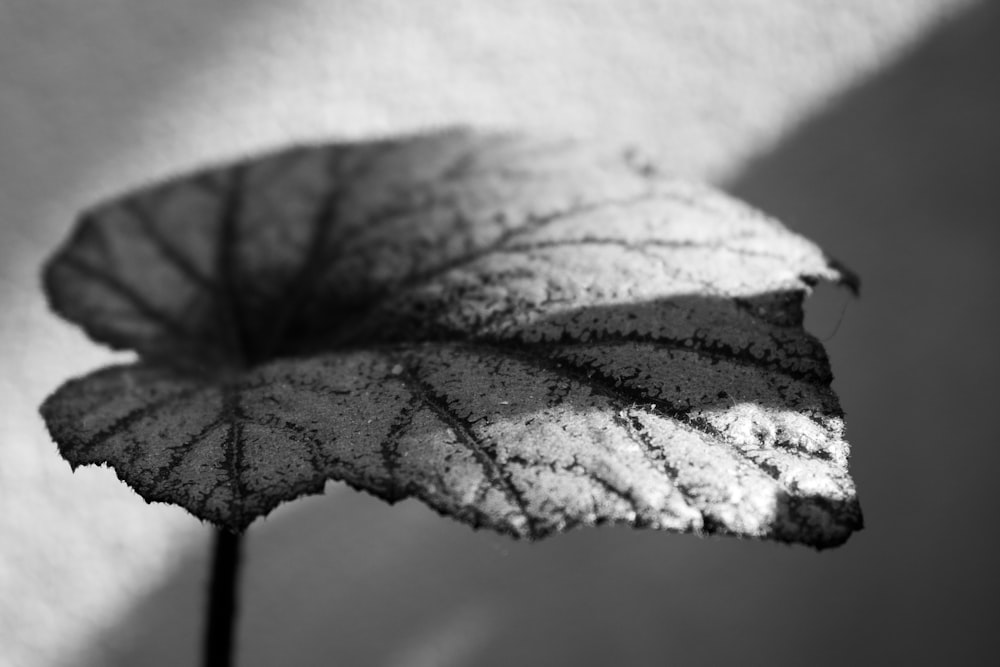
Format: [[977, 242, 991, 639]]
[[203, 528, 244, 667]]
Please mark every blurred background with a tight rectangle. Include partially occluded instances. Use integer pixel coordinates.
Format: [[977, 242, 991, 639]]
[[2, 1, 997, 665]]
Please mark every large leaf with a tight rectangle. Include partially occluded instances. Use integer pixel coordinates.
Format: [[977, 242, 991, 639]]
[[40, 129, 862, 547]]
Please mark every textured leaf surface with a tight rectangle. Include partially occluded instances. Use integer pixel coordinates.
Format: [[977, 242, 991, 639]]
[[40, 129, 862, 547]]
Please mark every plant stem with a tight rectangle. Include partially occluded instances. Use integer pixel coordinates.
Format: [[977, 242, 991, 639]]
[[203, 528, 244, 667]]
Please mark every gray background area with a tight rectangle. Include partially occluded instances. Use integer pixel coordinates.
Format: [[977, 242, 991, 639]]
[[2, 1, 997, 665]]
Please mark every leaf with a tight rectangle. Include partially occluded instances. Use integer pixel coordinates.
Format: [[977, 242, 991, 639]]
[[40, 128, 862, 547]]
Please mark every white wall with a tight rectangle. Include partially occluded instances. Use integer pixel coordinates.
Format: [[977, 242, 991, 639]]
[[1, 1, 985, 665]]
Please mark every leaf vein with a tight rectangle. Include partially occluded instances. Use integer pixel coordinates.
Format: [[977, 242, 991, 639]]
[[124, 199, 217, 290], [215, 167, 250, 365], [614, 412, 705, 519], [499, 333, 828, 385], [60, 255, 195, 342], [92, 385, 204, 450], [150, 416, 228, 485], [379, 393, 422, 500], [391, 359, 537, 538], [221, 384, 248, 528]]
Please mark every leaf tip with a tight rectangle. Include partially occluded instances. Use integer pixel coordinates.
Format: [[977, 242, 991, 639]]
[[826, 256, 861, 297], [771, 491, 864, 550]]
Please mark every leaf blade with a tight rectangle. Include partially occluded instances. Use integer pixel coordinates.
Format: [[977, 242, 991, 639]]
[[40, 129, 861, 546]]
